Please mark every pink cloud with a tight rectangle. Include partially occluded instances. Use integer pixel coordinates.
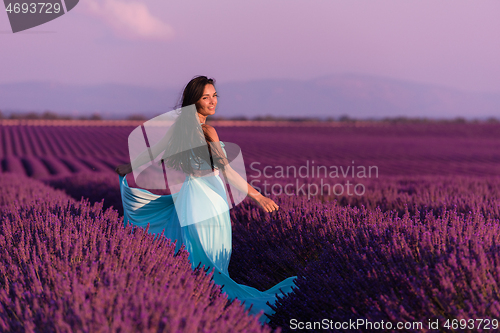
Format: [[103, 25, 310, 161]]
[[83, 0, 174, 41]]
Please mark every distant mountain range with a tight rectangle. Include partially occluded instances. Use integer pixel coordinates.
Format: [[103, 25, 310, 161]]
[[1, 73, 499, 120]]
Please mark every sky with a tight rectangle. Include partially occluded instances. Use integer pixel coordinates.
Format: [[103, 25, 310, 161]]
[[1, 0, 500, 93]]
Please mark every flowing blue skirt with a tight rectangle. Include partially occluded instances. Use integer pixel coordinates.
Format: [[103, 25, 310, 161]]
[[119, 173, 297, 324]]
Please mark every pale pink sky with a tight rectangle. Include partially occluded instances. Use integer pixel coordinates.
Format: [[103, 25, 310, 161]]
[[1, 0, 499, 92]]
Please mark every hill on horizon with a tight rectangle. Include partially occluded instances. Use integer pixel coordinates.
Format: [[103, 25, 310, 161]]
[[1, 73, 499, 120]]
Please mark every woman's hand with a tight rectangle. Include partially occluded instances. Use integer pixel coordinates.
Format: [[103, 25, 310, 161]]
[[115, 163, 132, 177], [221, 163, 279, 213], [251, 193, 279, 213]]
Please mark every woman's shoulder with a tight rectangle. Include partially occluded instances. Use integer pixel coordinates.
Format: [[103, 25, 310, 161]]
[[201, 123, 220, 141]]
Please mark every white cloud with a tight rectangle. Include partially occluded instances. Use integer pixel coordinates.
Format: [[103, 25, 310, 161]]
[[83, 0, 174, 41]]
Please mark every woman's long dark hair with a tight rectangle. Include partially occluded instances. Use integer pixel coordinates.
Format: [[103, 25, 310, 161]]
[[175, 76, 216, 143], [163, 76, 226, 175]]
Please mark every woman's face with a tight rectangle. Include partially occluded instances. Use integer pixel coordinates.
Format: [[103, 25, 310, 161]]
[[195, 84, 217, 117]]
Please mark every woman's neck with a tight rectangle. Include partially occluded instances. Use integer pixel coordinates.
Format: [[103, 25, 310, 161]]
[[197, 113, 207, 124]]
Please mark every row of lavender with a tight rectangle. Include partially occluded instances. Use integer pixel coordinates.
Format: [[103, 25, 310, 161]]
[[0, 174, 276, 332], [217, 122, 500, 177], [1, 122, 500, 178], [42, 171, 500, 226], [0, 124, 129, 178]]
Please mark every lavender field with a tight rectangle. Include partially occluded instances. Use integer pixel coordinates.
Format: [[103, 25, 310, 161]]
[[1, 120, 500, 332]]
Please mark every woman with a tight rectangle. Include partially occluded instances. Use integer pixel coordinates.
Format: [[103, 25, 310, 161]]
[[115, 76, 296, 324]]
